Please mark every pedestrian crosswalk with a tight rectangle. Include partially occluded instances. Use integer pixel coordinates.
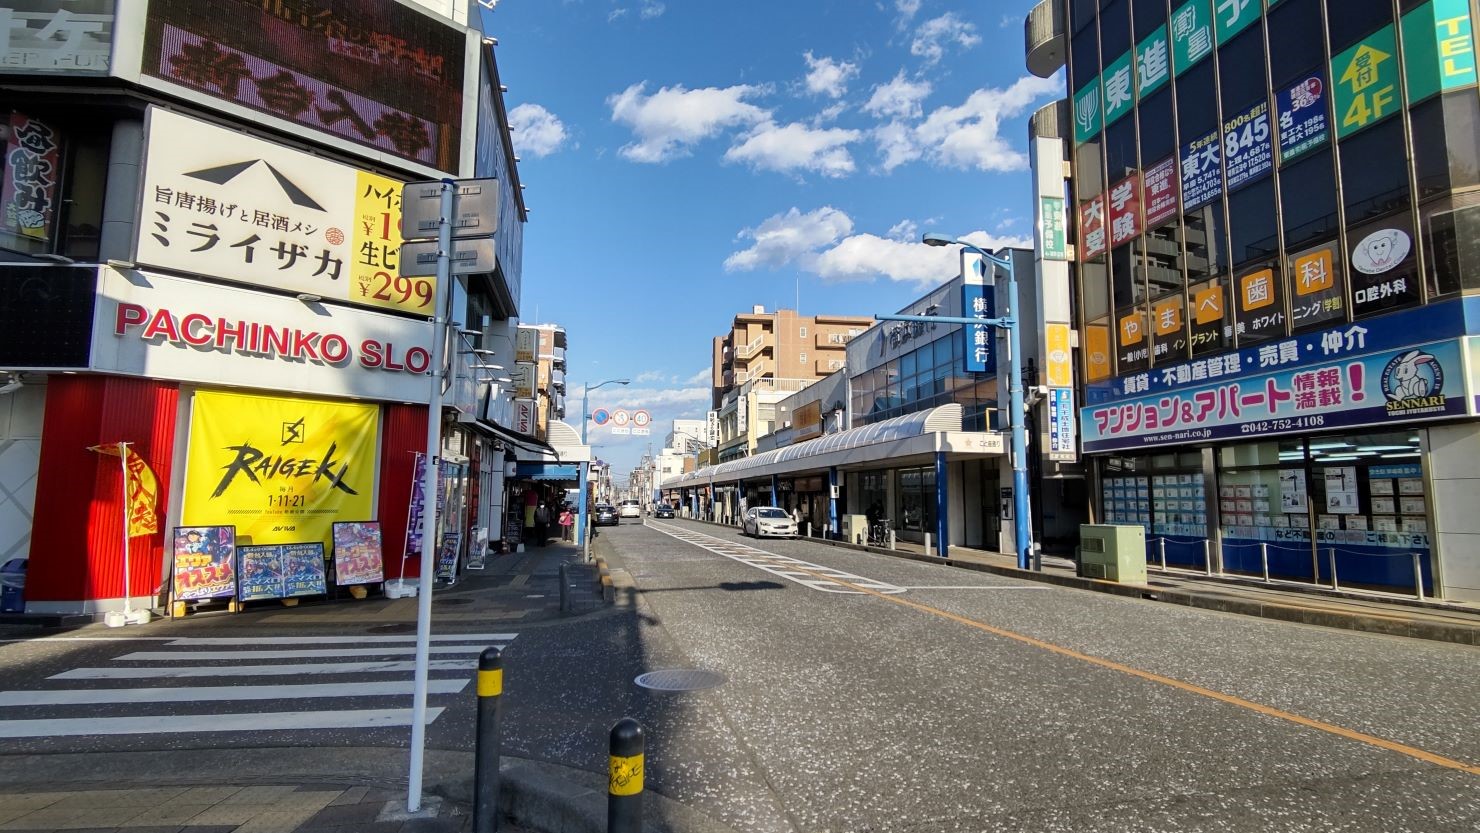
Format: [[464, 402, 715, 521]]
[[0, 632, 515, 739], [647, 521, 906, 595]]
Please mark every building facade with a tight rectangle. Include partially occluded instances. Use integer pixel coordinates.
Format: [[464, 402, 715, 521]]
[[0, 1, 534, 613], [710, 306, 872, 409], [1034, 0, 1480, 599]]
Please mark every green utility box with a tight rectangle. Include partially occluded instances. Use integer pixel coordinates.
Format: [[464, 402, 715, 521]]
[[1077, 524, 1147, 583]]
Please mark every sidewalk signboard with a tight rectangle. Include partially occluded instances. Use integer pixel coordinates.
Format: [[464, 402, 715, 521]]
[[171, 525, 236, 601], [281, 543, 328, 597], [238, 542, 327, 599], [333, 521, 385, 586], [435, 531, 461, 580]]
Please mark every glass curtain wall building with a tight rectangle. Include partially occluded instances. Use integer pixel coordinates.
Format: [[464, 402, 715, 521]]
[[1053, 0, 1480, 600]]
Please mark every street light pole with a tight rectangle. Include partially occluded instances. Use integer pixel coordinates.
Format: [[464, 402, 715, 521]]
[[885, 234, 1034, 571], [578, 377, 629, 561]]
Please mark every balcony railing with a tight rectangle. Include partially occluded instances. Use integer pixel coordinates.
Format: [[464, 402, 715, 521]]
[[735, 334, 766, 359], [1025, 0, 1065, 79]]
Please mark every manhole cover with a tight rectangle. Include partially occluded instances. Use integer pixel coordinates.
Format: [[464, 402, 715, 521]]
[[368, 623, 418, 634], [435, 598, 474, 607], [634, 669, 726, 691]]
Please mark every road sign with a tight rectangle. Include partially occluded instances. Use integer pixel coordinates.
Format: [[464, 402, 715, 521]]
[[612, 409, 631, 435], [399, 237, 496, 276], [591, 408, 612, 426], [400, 179, 500, 241], [633, 409, 651, 436]]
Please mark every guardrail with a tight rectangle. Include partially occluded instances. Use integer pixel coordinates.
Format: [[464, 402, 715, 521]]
[[1147, 536, 1430, 601]]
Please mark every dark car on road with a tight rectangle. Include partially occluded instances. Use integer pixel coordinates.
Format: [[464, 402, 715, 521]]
[[654, 503, 676, 519], [594, 504, 620, 526]]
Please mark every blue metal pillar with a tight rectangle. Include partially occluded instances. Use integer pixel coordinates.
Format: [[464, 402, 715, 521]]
[[828, 466, 840, 539], [770, 474, 778, 507], [935, 451, 949, 558], [576, 461, 589, 547], [736, 479, 744, 523]]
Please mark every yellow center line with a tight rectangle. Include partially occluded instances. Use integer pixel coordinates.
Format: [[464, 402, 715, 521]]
[[782, 548, 1480, 776]]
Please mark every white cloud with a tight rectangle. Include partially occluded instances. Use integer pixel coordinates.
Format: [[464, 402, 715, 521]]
[[895, 0, 922, 20], [911, 12, 981, 65], [1000, 13, 1021, 28], [725, 205, 1030, 288], [633, 370, 668, 384], [864, 70, 932, 119], [507, 103, 568, 158], [608, 82, 770, 162], [684, 367, 712, 385], [803, 51, 860, 98], [812, 102, 849, 125], [640, 1, 665, 18], [608, 7, 628, 21], [724, 206, 854, 272], [872, 74, 1062, 172], [724, 121, 863, 177]]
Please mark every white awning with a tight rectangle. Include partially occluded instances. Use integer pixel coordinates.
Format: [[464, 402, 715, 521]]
[[672, 404, 1003, 486], [513, 420, 591, 464]]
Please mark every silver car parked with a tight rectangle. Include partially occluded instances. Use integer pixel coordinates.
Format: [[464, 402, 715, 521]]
[[742, 506, 797, 538]]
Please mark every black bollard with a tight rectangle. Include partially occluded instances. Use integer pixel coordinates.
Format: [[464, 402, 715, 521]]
[[607, 718, 644, 833], [473, 647, 503, 833]]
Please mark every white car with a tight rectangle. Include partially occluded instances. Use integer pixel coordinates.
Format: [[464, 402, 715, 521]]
[[618, 499, 642, 519], [743, 507, 797, 538]]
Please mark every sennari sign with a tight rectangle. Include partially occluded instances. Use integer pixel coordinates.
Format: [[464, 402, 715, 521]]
[[91, 267, 435, 403], [1081, 338, 1468, 453]]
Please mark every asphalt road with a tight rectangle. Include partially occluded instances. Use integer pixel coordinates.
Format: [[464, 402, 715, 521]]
[[2, 518, 1477, 833]]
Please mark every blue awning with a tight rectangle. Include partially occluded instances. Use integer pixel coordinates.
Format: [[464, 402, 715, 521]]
[[515, 463, 580, 481]]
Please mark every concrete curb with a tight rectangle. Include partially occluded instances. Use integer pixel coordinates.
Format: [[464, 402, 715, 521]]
[[673, 517, 1480, 646]]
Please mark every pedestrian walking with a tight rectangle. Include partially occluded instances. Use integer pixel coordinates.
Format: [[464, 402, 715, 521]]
[[534, 502, 551, 547], [559, 506, 574, 542]]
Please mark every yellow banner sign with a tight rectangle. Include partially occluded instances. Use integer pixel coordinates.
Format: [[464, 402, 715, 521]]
[[183, 391, 379, 548]]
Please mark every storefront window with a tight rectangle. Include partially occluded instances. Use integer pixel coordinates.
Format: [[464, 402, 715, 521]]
[[895, 466, 937, 535], [0, 111, 107, 262], [1421, 193, 1480, 296], [1101, 451, 1207, 566]]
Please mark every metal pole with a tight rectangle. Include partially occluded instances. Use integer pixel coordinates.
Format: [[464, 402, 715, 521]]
[[1260, 543, 1270, 583], [1311, 546, 1320, 587], [1003, 253, 1033, 571], [608, 718, 645, 833], [1413, 552, 1425, 601], [407, 177, 455, 813], [1203, 539, 1212, 576], [1329, 547, 1339, 591], [118, 441, 132, 616], [578, 383, 590, 559], [1158, 537, 1167, 571], [473, 647, 503, 833]]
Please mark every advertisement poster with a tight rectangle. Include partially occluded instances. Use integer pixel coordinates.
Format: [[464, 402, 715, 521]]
[[134, 108, 424, 315], [436, 531, 461, 580], [1, 112, 60, 241], [172, 525, 236, 601], [282, 543, 328, 597], [1402, 0, 1477, 103], [333, 521, 384, 586], [1179, 130, 1223, 210], [1332, 25, 1400, 138], [405, 452, 428, 555], [1143, 156, 1180, 228], [0, 0, 113, 73], [237, 545, 286, 601], [1223, 100, 1272, 190], [1083, 338, 1467, 453], [182, 391, 378, 549], [1324, 466, 1359, 514], [1107, 172, 1143, 249], [1276, 75, 1329, 164], [1078, 194, 1106, 260], [139, 0, 466, 171]]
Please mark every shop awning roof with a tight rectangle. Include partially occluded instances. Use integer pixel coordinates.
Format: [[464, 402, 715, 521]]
[[512, 419, 591, 464], [672, 404, 1004, 486], [472, 418, 557, 457]]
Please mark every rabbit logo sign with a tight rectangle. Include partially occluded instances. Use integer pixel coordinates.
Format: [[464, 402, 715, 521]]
[[1381, 349, 1445, 417]]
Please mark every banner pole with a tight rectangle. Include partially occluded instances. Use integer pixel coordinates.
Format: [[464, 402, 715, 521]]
[[119, 441, 132, 617]]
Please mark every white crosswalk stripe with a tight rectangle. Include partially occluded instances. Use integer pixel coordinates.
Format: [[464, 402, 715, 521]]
[[646, 521, 906, 594], [0, 632, 514, 739]]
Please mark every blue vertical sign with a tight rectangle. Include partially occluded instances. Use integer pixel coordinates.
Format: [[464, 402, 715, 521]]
[[961, 283, 996, 374], [1048, 388, 1078, 461]]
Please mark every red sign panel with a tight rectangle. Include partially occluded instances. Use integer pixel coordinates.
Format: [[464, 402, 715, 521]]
[[1142, 156, 1180, 228], [1078, 194, 1106, 260], [1107, 171, 1143, 249]]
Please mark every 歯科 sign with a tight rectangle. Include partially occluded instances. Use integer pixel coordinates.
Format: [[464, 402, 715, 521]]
[[333, 521, 385, 586], [1332, 25, 1400, 138], [181, 391, 379, 549], [172, 526, 236, 601], [134, 107, 423, 315]]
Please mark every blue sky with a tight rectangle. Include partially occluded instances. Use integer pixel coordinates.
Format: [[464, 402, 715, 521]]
[[479, 0, 1062, 481]]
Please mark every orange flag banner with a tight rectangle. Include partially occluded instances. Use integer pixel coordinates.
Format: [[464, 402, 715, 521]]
[[88, 443, 160, 538]]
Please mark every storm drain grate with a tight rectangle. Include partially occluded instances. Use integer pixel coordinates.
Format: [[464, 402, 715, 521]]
[[635, 669, 726, 691]]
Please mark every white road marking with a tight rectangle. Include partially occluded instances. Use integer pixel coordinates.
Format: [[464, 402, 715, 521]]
[[897, 586, 1050, 591], [646, 521, 906, 595], [0, 680, 468, 707], [0, 708, 445, 738], [164, 634, 518, 645], [116, 645, 504, 661], [51, 659, 475, 679]]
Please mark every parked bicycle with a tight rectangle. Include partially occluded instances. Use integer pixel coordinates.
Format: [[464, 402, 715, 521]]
[[866, 520, 893, 547]]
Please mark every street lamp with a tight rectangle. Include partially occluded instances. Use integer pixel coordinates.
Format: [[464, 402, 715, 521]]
[[577, 377, 629, 560], [875, 234, 1034, 570]]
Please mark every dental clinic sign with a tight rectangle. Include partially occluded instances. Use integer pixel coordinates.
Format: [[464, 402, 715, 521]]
[[91, 267, 435, 403]]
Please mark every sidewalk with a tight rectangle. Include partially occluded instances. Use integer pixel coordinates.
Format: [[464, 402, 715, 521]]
[[676, 516, 1480, 646]]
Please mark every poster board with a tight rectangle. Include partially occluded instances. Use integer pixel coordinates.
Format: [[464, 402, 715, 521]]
[[172, 526, 236, 601], [332, 522, 385, 586], [436, 531, 461, 580], [237, 542, 327, 600]]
